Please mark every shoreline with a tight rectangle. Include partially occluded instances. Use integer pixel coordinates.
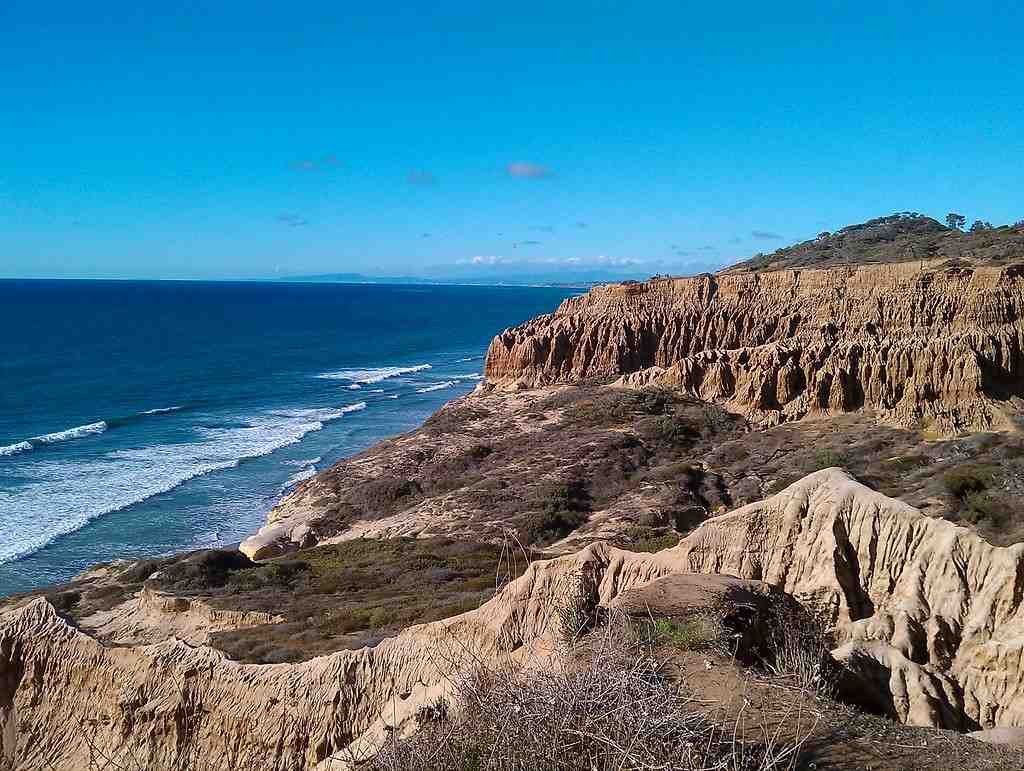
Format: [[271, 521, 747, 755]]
[[0, 380, 491, 600]]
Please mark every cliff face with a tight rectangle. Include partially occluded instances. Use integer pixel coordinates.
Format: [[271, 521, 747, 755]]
[[6, 471, 1024, 768], [484, 263, 1024, 434]]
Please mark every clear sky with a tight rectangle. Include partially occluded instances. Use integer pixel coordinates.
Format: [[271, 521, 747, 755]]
[[2, 1, 1022, 280]]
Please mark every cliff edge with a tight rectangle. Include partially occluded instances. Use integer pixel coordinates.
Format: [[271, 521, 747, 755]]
[[485, 262, 1024, 435]]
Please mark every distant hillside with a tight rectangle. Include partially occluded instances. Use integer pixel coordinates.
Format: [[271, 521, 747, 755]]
[[723, 212, 1024, 273], [279, 271, 598, 288]]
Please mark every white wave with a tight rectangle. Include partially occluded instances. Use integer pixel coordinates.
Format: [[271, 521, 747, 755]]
[[316, 364, 432, 383], [453, 373, 484, 380], [282, 456, 322, 467], [347, 384, 362, 390], [142, 406, 183, 415], [35, 421, 107, 445], [455, 355, 482, 362], [370, 389, 385, 394], [416, 381, 456, 393], [385, 394, 399, 399], [0, 402, 365, 566], [1, 421, 108, 459], [0, 441, 33, 457], [271, 402, 367, 422], [280, 466, 317, 492]]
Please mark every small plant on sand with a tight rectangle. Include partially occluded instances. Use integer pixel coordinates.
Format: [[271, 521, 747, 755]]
[[554, 569, 601, 646]]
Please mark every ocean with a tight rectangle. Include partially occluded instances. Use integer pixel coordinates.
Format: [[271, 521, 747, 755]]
[[0, 279, 577, 597]]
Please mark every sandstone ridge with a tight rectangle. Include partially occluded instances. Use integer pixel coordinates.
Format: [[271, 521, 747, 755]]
[[5, 469, 1024, 768], [484, 262, 1024, 435]]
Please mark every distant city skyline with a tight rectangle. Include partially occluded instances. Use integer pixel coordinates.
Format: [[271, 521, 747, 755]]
[[2, 1, 1022, 280]]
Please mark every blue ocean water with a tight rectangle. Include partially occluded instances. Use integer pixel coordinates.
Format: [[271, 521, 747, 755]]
[[0, 279, 576, 596]]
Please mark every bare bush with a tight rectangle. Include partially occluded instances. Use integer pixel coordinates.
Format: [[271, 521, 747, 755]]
[[370, 615, 814, 771], [763, 602, 839, 698]]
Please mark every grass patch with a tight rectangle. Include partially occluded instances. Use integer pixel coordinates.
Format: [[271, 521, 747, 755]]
[[647, 616, 721, 651]]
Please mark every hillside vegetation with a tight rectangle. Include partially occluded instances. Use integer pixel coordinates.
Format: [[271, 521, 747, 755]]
[[724, 212, 1024, 273]]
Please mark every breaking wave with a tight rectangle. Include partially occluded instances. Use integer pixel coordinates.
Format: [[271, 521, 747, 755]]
[[0, 403, 366, 565], [280, 465, 318, 493], [416, 381, 456, 393], [316, 364, 432, 383], [0, 442, 33, 457], [0, 421, 108, 458], [282, 456, 322, 467]]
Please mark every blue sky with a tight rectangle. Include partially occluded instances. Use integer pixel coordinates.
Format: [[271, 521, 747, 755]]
[[2, 1, 1022, 280]]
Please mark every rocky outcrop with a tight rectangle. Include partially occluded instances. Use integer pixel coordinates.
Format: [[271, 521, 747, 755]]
[[6, 470, 1024, 768], [78, 585, 285, 646], [669, 468, 1024, 729], [484, 263, 1024, 434]]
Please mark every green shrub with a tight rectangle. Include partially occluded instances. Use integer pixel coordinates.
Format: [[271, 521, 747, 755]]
[[648, 616, 721, 651], [647, 414, 700, 445], [159, 549, 257, 589], [45, 589, 81, 613], [562, 388, 675, 426], [957, 491, 1009, 527], [518, 509, 587, 546], [618, 526, 681, 553], [118, 558, 172, 584], [226, 560, 309, 591], [944, 465, 993, 499], [633, 388, 674, 415], [535, 478, 591, 515], [808, 449, 847, 471]]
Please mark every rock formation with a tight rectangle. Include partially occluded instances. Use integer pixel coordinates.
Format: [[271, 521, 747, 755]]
[[6, 470, 1024, 768], [484, 262, 1024, 435]]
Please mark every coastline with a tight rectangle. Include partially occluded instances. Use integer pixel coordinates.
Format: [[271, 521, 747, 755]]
[[0, 281, 580, 598]]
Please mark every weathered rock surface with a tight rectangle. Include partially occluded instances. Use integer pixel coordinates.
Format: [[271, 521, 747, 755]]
[[6, 470, 1024, 768], [669, 468, 1024, 729], [484, 263, 1024, 435]]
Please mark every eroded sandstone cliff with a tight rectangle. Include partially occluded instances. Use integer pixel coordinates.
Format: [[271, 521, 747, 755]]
[[5, 470, 1024, 768], [484, 262, 1024, 435]]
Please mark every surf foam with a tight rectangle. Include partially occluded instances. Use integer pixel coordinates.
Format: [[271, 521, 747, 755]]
[[316, 364, 432, 383], [416, 381, 456, 393], [280, 465, 317, 492], [282, 456, 322, 467], [0, 441, 33, 457], [0, 420, 109, 458], [0, 404, 365, 565]]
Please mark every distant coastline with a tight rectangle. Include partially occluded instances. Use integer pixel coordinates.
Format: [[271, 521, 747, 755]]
[[277, 272, 599, 289], [0, 275, 599, 290]]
